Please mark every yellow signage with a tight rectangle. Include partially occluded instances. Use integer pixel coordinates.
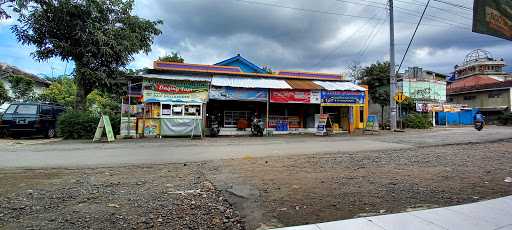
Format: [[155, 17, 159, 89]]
[[394, 92, 408, 103]]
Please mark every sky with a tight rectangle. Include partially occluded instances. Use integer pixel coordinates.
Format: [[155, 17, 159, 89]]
[[0, 0, 511, 77]]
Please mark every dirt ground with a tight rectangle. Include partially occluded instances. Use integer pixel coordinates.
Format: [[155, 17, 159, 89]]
[[1, 140, 512, 229]]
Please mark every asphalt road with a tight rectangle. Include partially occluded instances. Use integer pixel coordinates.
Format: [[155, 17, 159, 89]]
[[1, 126, 512, 169]]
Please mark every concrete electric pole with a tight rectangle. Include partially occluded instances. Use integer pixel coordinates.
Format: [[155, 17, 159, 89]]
[[388, 0, 397, 130]]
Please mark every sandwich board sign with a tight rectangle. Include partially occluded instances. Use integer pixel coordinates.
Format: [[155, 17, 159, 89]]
[[93, 115, 115, 142], [315, 114, 330, 136]]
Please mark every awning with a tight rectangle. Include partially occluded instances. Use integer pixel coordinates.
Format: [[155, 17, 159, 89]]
[[285, 79, 323, 90], [212, 75, 291, 89], [142, 74, 212, 82], [313, 81, 367, 91]]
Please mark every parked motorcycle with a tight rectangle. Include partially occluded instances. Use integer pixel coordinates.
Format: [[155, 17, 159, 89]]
[[251, 117, 265, 137], [474, 120, 484, 131], [208, 114, 220, 137]]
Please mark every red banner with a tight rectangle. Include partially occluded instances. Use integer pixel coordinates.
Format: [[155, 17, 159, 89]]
[[270, 89, 319, 103]]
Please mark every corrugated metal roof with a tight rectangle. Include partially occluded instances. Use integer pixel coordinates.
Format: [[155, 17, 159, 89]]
[[142, 74, 211, 82], [285, 79, 323, 89], [212, 75, 291, 89], [313, 81, 367, 91]]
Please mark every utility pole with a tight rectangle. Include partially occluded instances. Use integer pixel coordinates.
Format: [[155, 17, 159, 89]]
[[388, 0, 397, 130]]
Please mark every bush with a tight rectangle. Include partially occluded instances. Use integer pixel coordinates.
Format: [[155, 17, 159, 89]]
[[404, 113, 432, 129], [57, 110, 121, 139], [57, 110, 99, 139], [498, 112, 512, 126]]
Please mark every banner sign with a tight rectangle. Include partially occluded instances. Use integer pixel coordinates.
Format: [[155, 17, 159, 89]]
[[473, 0, 512, 41], [320, 91, 365, 106], [209, 86, 267, 101], [143, 79, 208, 103], [416, 103, 467, 112], [270, 89, 320, 104]]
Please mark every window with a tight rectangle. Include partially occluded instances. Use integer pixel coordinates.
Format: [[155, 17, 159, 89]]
[[40, 105, 52, 116], [171, 104, 184, 116], [463, 95, 476, 101], [224, 111, 250, 128], [448, 97, 454, 102], [5, 105, 17, 114], [184, 105, 201, 116], [488, 92, 502, 98], [16, 105, 38, 114], [161, 104, 172, 116]]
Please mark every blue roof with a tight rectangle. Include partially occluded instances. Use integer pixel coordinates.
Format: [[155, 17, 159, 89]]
[[214, 54, 267, 73]]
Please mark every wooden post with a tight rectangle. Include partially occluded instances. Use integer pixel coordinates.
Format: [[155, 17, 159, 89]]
[[266, 89, 270, 129]]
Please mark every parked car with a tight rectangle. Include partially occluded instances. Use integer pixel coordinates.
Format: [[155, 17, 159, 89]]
[[0, 102, 65, 138]]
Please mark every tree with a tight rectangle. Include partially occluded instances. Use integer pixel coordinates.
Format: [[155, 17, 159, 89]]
[[0, 80, 10, 104], [158, 52, 184, 63], [357, 61, 390, 125], [38, 76, 77, 108], [12, 0, 162, 111], [7, 75, 34, 101], [262, 65, 273, 74]]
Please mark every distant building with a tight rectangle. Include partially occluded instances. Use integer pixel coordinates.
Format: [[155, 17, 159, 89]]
[[447, 49, 512, 121], [0, 63, 51, 111], [399, 66, 448, 103]]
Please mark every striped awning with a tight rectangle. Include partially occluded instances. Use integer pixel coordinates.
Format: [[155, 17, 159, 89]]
[[285, 79, 323, 90]]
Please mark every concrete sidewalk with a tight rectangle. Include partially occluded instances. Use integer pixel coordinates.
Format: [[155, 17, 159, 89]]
[[276, 196, 512, 230]]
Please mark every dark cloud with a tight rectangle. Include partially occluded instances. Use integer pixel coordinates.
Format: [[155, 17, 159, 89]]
[[133, 0, 512, 74]]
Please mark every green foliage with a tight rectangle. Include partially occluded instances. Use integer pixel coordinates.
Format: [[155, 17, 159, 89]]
[[7, 75, 35, 100], [86, 90, 120, 115], [262, 66, 273, 74], [497, 112, 512, 126], [57, 110, 99, 139], [12, 0, 162, 110], [404, 113, 432, 129], [0, 80, 10, 104], [38, 76, 76, 108], [358, 61, 390, 108], [158, 52, 184, 63], [57, 110, 121, 139]]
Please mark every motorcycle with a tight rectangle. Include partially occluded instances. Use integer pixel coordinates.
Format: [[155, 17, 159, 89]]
[[474, 120, 484, 131], [251, 117, 265, 137], [208, 114, 220, 137]]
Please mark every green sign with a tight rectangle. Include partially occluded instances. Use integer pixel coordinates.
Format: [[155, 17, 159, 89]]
[[473, 0, 512, 41], [93, 115, 115, 142], [143, 79, 209, 103]]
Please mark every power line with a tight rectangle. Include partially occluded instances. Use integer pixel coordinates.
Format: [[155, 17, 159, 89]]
[[432, 0, 472, 11], [235, 0, 384, 20], [395, 0, 472, 20], [397, 0, 431, 74]]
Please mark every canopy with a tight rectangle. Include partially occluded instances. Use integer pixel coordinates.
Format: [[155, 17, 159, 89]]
[[313, 81, 367, 91], [212, 75, 291, 89]]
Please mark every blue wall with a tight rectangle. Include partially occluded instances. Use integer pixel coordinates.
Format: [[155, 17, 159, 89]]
[[436, 109, 479, 125]]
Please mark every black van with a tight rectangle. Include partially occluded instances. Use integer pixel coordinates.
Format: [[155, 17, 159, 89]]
[[0, 102, 65, 138]]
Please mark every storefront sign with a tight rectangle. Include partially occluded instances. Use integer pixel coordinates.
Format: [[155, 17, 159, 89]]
[[473, 0, 512, 41], [416, 103, 467, 112], [270, 89, 320, 104], [209, 86, 267, 101], [143, 79, 209, 103], [320, 91, 365, 106]]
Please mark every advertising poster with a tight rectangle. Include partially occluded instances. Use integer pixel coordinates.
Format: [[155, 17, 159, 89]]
[[270, 89, 320, 104], [143, 79, 209, 103], [209, 86, 268, 101], [320, 91, 365, 106]]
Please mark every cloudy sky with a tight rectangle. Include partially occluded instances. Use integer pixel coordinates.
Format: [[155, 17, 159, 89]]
[[0, 0, 510, 77]]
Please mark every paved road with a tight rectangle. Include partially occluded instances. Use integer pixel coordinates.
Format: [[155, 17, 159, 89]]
[[1, 126, 511, 169]]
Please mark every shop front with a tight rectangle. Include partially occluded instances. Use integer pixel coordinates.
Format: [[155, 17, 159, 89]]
[[320, 90, 366, 133], [139, 77, 209, 137], [269, 89, 321, 132], [207, 86, 268, 135]]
